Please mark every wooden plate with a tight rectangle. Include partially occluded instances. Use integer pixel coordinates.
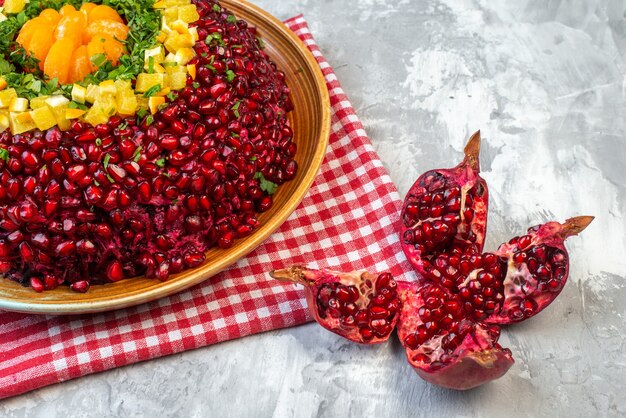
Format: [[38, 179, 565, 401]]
[[0, 0, 330, 314]]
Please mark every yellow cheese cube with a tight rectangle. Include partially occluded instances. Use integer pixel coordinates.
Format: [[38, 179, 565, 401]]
[[174, 48, 195, 65], [45, 96, 71, 131], [0, 111, 10, 133], [85, 84, 100, 104], [164, 33, 194, 52], [83, 106, 109, 126], [99, 80, 117, 95], [71, 85, 87, 103], [0, 89, 17, 108], [136, 73, 165, 92], [166, 72, 188, 90], [3, 0, 26, 14], [178, 5, 200, 23], [30, 96, 50, 109], [30, 106, 58, 131], [10, 112, 36, 134], [9, 97, 29, 112]]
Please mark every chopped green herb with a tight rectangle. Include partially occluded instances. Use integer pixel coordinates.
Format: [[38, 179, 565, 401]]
[[231, 99, 243, 117], [145, 114, 154, 126], [192, 82, 200, 89], [143, 84, 162, 98], [206, 64, 216, 73], [0, 147, 9, 163], [254, 172, 278, 195], [227, 15, 237, 24], [231, 132, 240, 138], [205, 32, 224, 46], [148, 56, 155, 74], [166, 91, 176, 101], [94, 180, 100, 186], [95, 138, 102, 146], [225, 69, 236, 82], [256, 36, 266, 49], [90, 53, 108, 69], [107, 174, 115, 184], [137, 108, 148, 120], [103, 153, 111, 169], [213, 4, 221, 12], [68, 101, 88, 110], [132, 146, 143, 162], [155, 158, 166, 168], [249, 156, 257, 161]]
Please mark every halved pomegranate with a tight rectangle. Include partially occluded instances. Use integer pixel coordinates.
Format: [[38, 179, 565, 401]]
[[400, 131, 488, 278]]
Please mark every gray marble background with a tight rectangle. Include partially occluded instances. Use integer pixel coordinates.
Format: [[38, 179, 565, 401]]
[[2, 0, 626, 416]]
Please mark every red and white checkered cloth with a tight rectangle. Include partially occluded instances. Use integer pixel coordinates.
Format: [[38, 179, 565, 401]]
[[0, 15, 415, 399]]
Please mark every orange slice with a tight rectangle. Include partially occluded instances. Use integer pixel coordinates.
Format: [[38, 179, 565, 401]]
[[88, 35, 125, 68], [44, 39, 75, 85], [59, 4, 77, 16], [86, 19, 129, 42], [88, 5, 123, 24], [26, 26, 55, 71], [38, 8, 61, 25], [69, 45, 92, 83], [16, 17, 44, 47], [79, 2, 97, 16], [55, 11, 88, 49]]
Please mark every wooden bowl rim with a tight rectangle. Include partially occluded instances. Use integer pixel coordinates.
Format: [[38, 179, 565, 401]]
[[0, 0, 330, 314]]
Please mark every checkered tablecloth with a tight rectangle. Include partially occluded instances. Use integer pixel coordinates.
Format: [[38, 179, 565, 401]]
[[0, 15, 415, 399]]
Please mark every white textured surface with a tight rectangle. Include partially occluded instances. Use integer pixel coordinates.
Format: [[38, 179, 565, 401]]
[[2, 0, 626, 416]]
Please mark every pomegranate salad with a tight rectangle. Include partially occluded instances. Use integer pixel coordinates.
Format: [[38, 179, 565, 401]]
[[0, 0, 296, 292], [272, 132, 593, 390]]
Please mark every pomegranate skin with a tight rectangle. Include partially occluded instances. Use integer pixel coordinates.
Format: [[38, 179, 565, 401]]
[[271, 266, 401, 344], [413, 348, 515, 390], [400, 131, 488, 279]]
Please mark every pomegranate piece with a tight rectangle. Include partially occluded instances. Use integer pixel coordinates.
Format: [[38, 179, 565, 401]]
[[400, 131, 488, 278], [396, 281, 514, 390], [270, 266, 401, 344], [485, 216, 594, 324]]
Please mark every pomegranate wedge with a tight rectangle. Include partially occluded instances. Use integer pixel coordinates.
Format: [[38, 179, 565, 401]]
[[397, 281, 514, 390], [400, 131, 488, 278], [271, 266, 401, 344]]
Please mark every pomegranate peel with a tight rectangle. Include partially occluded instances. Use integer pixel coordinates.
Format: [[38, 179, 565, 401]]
[[270, 266, 401, 344], [401, 131, 488, 279]]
